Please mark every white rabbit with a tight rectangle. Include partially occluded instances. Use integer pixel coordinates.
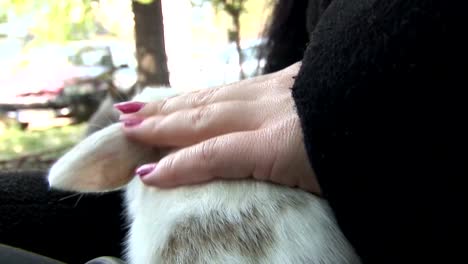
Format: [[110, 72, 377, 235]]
[[48, 87, 361, 264]]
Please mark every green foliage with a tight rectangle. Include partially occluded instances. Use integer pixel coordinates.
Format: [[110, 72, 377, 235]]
[[133, 0, 155, 4], [0, 10, 6, 24], [0, 0, 9, 23], [0, 123, 86, 160], [1, 0, 97, 44], [205, 0, 246, 16]]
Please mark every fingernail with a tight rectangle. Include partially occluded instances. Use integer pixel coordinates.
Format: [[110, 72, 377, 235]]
[[122, 118, 143, 127], [114, 102, 146, 114], [136, 163, 157, 178]]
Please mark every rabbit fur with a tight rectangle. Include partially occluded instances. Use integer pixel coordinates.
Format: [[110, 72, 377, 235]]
[[48, 87, 361, 264]]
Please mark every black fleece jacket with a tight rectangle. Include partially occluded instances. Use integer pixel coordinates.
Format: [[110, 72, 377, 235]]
[[0, 171, 126, 263], [292, 0, 467, 263]]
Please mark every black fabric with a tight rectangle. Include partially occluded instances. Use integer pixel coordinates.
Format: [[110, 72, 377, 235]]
[[0, 244, 64, 264], [262, 0, 335, 75], [261, 0, 310, 74], [305, 0, 332, 35], [0, 171, 126, 264], [292, 0, 467, 263]]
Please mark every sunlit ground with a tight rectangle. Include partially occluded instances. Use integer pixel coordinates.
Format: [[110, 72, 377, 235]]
[[0, 121, 86, 160]]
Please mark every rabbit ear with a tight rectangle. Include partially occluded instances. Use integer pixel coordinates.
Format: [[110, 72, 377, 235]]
[[48, 86, 181, 193], [48, 123, 163, 193]]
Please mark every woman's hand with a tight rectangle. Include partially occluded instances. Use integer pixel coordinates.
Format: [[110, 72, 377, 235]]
[[116, 62, 321, 194]]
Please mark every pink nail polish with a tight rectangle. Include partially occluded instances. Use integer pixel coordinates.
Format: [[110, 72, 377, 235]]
[[123, 118, 143, 127], [114, 102, 146, 114], [136, 163, 157, 178]]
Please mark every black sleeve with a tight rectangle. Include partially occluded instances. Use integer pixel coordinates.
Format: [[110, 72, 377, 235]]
[[292, 0, 468, 263], [0, 171, 126, 263]]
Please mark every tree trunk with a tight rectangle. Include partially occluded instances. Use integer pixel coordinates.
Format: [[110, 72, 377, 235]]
[[132, 0, 170, 87], [232, 11, 246, 80], [85, 0, 171, 136]]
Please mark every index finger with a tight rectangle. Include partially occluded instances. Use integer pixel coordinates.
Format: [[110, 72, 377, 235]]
[[123, 61, 302, 118], [135, 70, 286, 117]]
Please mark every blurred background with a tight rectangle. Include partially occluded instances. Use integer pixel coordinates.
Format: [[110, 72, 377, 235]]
[[0, 0, 273, 170]]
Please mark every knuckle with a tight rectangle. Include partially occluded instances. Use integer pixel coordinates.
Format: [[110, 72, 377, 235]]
[[199, 138, 218, 174], [257, 130, 278, 181], [192, 88, 218, 106], [157, 98, 171, 114], [190, 105, 211, 128], [161, 154, 176, 177], [149, 119, 162, 138]]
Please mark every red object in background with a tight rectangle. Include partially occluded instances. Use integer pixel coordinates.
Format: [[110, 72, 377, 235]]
[[0, 64, 108, 105]]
